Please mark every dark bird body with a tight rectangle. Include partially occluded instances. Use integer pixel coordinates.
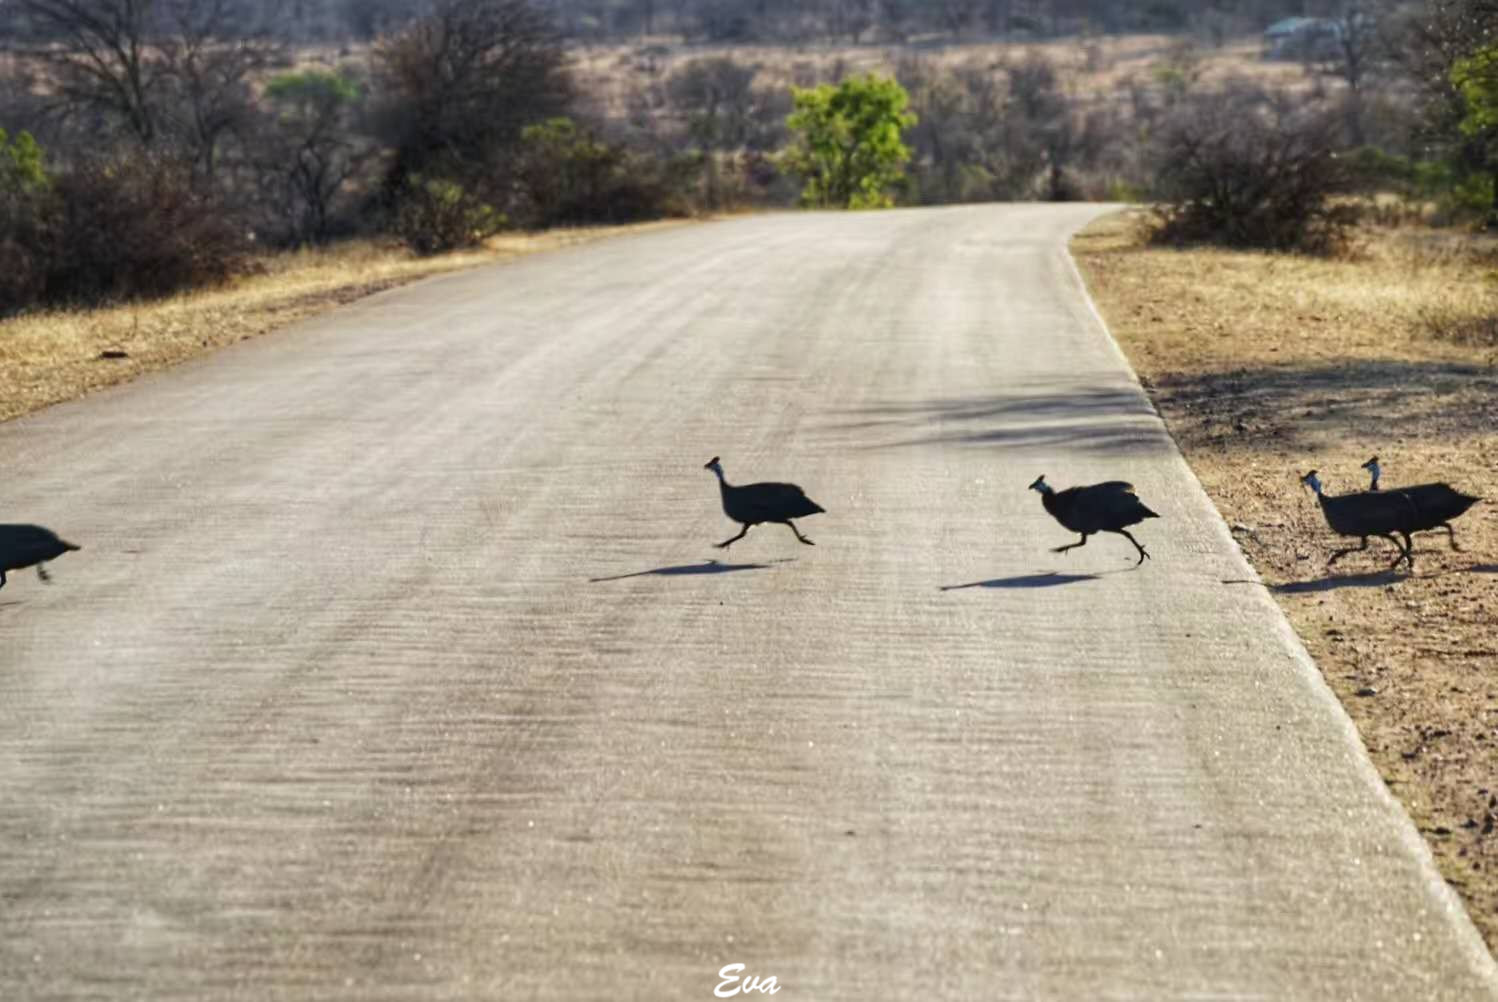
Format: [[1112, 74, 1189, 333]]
[[1301, 470, 1418, 570], [1028, 475, 1159, 565], [1362, 456, 1481, 553], [705, 457, 825, 549], [0, 524, 81, 589]]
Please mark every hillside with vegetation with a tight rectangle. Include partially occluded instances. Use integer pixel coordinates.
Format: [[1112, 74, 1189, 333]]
[[0, 0, 1493, 313]]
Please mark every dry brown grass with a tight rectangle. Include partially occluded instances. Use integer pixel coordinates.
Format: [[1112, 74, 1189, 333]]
[[1081, 216, 1498, 372], [0, 222, 683, 423], [1073, 210, 1498, 949]]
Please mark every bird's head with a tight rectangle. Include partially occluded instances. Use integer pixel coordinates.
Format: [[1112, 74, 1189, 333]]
[[1300, 470, 1323, 494], [704, 456, 722, 475], [1028, 475, 1051, 494]]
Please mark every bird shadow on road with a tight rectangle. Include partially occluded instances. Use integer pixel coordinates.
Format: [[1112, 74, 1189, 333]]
[[589, 559, 792, 583], [940, 570, 1104, 590], [1224, 563, 1498, 594], [1265, 570, 1406, 593]]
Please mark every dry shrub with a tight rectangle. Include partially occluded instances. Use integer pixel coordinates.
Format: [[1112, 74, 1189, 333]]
[[1419, 304, 1498, 346], [0, 221, 54, 313], [1147, 82, 1356, 255], [511, 117, 696, 227], [48, 155, 249, 304], [393, 175, 505, 255]]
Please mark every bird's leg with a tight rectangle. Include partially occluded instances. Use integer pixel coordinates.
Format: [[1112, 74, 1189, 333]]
[[714, 524, 751, 550], [1051, 534, 1089, 555], [1326, 536, 1369, 567], [1398, 531, 1415, 571], [1115, 529, 1150, 565], [1380, 533, 1411, 571], [783, 520, 815, 546], [1441, 522, 1462, 552], [36, 563, 51, 583]]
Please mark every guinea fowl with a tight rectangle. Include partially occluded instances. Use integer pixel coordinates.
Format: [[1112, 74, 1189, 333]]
[[704, 456, 825, 549], [1027, 475, 1159, 565], [0, 524, 81, 590], [1300, 470, 1419, 570], [1361, 456, 1481, 553]]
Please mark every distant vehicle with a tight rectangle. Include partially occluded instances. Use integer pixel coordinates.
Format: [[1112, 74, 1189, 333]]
[[1263, 17, 1343, 61]]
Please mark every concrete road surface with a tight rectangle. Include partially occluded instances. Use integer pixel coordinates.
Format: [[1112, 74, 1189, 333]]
[[2, 205, 1494, 1000]]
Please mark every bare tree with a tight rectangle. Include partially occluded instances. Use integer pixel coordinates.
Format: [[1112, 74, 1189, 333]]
[[16, 0, 168, 145], [668, 57, 763, 146], [14, 0, 279, 173], [820, 0, 873, 43], [259, 68, 374, 243], [1305, 1, 1396, 146], [666, 55, 767, 206], [158, 0, 282, 178], [1004, 52, 1080, 199], [373, 0, 572, 195], [939, 0, 981, 35], [901, 56, 971, 202]]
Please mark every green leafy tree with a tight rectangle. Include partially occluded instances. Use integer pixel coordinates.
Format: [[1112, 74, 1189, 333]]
[[1452, 44, 1498, 223], [782, 74, 916, 209], [1454, 47, 1498, 132], [0, 129, 50, 195], [0, 129, 56, 313]]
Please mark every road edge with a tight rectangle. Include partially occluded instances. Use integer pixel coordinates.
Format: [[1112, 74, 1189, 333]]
[[1061, 206, 1498, 986]]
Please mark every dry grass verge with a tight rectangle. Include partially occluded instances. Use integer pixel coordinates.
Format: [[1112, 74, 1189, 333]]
[[1073, 210, 1498, 948], [0, 222, 683, 424]]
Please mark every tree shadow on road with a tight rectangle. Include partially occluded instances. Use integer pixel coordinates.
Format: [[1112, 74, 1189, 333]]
[[818, 382, 1174, 456], [589, 559, 790, 583]]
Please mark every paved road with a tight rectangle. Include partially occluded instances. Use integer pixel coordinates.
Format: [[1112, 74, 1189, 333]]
[[2, 205, 1494, 1000]]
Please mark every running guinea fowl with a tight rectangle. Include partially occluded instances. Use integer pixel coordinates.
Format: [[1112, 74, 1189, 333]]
[[1027, 475, 1159, 565], [1361, 456, 1481, 553], [1300, 470, 1418, 570], [704, 456, 825, 550], [0, 524, 81, 590]]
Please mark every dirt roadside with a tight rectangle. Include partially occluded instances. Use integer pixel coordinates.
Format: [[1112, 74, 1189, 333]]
[[1073, 209, 1498, 948]]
